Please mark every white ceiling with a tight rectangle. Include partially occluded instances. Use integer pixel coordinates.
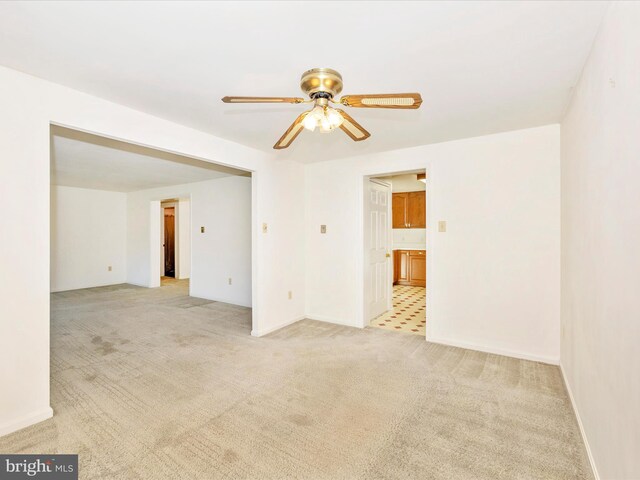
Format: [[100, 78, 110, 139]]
[[51, 127, 248, 192], [0, 1, 608, 163]]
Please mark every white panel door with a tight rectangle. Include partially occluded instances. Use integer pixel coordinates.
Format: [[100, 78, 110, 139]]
[[366, 180, 391, 321]]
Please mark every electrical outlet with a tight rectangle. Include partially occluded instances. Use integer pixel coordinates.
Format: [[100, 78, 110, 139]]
[[438, 221, 447, 232], [320, 225, 327, 234], [288, 291, 292, 300], [262, 223, 268, 234], [228, 278, 232, 285], [200, 226, 205, 233], [108, 266, 112, 272]]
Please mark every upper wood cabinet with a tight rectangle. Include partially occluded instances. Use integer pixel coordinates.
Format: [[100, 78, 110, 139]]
[[392, 193, 409, 229], [407, 192, 426, 228], [392, 191, 426, 228]]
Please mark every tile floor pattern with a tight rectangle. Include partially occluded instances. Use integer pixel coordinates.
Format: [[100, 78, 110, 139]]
[[370, 285, 426, 335]]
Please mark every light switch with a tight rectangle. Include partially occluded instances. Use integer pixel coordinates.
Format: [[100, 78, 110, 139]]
[[262, 223, 268, 234], [320, 225, 327, 234], [200, 226, 205, 233], [438, 221, 447, 232]]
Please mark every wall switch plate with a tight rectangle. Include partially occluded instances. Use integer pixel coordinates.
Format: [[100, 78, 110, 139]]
[[438, 221, 447, 232], [320, 225, 327, 234], [228, 278, 232, 285], [262, 223, 268, 233], [108, 266, 112, 271], [288, 291, 292, 300], [200, 226, 205, 233]]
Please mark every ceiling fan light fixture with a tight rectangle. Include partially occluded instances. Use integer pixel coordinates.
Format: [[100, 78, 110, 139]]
[[320, 115, 333, 133], [222, 68, 422, 148], [326, 108, 344, 129], [303, 105, 343, 133], [303, 112, 318, 132], [303, 105, 323, 131]]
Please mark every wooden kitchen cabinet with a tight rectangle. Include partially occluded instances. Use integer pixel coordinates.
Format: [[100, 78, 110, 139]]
[[392, 191, 426, 228], [393, 250, 426, 287], [394, 250, 410, 284], [392, 193, 409, 229], [408, 251, 426, 284]]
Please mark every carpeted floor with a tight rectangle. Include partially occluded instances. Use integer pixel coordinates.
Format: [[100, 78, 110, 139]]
[[0, 281, 593, 479]]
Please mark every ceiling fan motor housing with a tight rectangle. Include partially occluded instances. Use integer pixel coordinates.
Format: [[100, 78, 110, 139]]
[[300, 68, 343, 99]]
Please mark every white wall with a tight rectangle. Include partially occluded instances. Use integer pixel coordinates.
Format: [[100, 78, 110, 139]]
[[190, 178, 250, 306], [252, 160, 307, 335], [0, 65, 305, 437], [127, 176, 252, 307], [392, 229, 426, 250], [388, 173, 426, 193], [561, 3, 640, 479], [177, 199, 191, 279], [51, 186, 127, 291], [305, 125, 560, 363]]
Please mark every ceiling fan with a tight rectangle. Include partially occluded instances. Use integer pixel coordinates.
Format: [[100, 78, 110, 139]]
[[222, 68, 422, 150]]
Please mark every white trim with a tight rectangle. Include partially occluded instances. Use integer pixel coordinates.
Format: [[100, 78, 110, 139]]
[[358, 167, 431, 330], [560, 364, 599, 480], [251, 316, 305, 337], [0, 407, 53, 437], [193, 295, 251, 309], [305, 314, 361, 328], [126, 280, 155, 288], [160, 200, 179, 279], [427, 335, 559, 365]]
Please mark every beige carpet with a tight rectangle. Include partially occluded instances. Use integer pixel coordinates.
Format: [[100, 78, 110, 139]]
[[0, 281, 593, 479]]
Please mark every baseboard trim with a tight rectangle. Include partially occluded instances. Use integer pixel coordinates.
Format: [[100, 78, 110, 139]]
[[0, 407, 53, 438], [251, 316, 305, 337], [304, 314, 360, 328], [51, 280, 128, 293], [427, 336, 559, 365], [560, 364, 599, 480]]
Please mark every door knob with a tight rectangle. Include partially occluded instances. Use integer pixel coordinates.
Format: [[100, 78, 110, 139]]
[[385, 253, 391, 258]]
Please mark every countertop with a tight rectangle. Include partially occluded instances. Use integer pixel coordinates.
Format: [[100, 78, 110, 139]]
[[392, 247, 426, 251]]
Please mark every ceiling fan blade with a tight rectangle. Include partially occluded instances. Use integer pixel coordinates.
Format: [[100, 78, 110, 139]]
[[222, 96, 305, 104], [273, 112, 309, 149], [335, 109, 371, 142], [339, 93, 422, 109]]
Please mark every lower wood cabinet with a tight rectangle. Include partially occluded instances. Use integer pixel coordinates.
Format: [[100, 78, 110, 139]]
[[393, 250, 426, 287]]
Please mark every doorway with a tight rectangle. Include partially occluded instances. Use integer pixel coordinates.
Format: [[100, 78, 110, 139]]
[[364, 171, 427, 336], [162, 204, 176, 278]]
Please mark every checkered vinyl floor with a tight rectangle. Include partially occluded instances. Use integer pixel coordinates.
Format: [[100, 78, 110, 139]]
[[370, 285, 426, 336]]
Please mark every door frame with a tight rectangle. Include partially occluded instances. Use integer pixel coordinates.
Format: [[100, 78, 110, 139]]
[[160, 201, 178, 279], [48, 123, 254, 333], [358, 168, 432, 339], [363, 178, 393, 323]]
